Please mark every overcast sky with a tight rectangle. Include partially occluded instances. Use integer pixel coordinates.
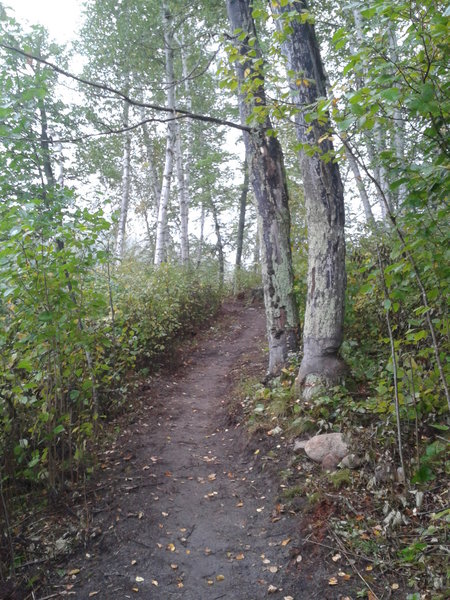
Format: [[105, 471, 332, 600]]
[[7, 0, 83, 44]]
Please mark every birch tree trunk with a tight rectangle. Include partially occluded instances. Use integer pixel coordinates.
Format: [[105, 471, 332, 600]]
[[273, 1, 346, 391], [234, 156, 249, 292], [196, 202, 205, 268], [210, 196, 225, 288], [175, 120, 189, 264], [227, 0, 299, 375], [344, 142, 375, 225], [115, 97, 131, 259], [177, 32, 192, 265], [154, 3, 176, 265]]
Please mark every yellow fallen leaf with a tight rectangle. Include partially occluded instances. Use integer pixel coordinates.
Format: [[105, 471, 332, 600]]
[[332, 553, 341, 562], [236, 553, 245, 560], [167, 543, 176, 552], [207, 580, 214, 585], [89, 593, 99, 598], [151, 580, 158, 587], [132, 587, 139, 593], [269, 566, 278, 573], [135, 576, 144, 583], [366, 565, 373, 571], [391, 583, 399, 590], [68, 569, 80, 576], [329, 577, 338, 586], [236, 501, 244, 507], [216, 574, 225, 581], [177, 582, 184, 588], [281, 538, 291, 547]]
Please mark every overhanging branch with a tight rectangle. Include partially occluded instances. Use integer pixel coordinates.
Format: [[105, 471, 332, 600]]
[[0, 42, 251, 134]]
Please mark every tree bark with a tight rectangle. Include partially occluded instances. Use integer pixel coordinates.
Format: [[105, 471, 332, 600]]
[[196, 202, 205, 268], [344, 141, 375, 226], [154, 2, 176, 265], [234, 156, 249, 291], [115, 96, 131, 259], [210, 196, 225, 288], [273, 0, 346, 389], [227, 0, 299, 375], [175, 120, 189, 264]]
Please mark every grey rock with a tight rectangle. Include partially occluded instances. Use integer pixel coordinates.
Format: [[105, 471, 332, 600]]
[[339, 453, 362, 469], [321, 453, 341, 471], [293, 439, 308, 453], [304, 432, 348, 463]]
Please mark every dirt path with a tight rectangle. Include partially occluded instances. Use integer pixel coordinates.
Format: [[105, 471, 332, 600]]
[[54, 300, 332, 599]]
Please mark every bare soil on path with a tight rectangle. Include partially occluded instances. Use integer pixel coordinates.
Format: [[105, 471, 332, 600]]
[[51, 299, 349, 599]]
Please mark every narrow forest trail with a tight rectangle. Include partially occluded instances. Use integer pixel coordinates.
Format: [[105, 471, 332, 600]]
[[53, 299, 337, 599]]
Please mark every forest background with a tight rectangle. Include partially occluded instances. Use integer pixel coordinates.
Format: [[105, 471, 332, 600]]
[[0, 0, 448, 596]]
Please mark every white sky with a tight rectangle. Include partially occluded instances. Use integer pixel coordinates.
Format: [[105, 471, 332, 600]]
[[7, 0, 82, 44]]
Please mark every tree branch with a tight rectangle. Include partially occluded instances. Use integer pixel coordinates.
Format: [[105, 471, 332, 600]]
[[0, 42, 251, 133]]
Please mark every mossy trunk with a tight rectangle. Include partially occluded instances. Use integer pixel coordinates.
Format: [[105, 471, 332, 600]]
[[227, 0, 299, 374], [273, 1, 346, 390]]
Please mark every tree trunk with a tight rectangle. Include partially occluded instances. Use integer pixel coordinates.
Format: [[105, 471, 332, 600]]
[[227, 0, 299, 375], [154, 3, 176, 265], [210, 196, 224, 288], [115, 97, 131, 259], [344, 141, 375, 226], [234, 156, 249, 292], [175, 120, 189, 264], [273, 1, 346, 390], [196, 202, 205, 268]]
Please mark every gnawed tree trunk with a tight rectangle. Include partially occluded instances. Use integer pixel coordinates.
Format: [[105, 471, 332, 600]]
[[234, 156, 249, 292], [273, 1, 346, 391], [154, 3, 176, 265], [116, 97, 131, 259], [227, 0, 299, 375]]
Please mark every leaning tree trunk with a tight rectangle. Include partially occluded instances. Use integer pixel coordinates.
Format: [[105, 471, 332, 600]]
[[154, 3, 176, 265], [273, 0, 346, 392], [227, 0, 299, 375]]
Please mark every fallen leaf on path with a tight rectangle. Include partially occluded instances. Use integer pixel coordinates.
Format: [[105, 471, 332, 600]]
[[296, 555, 302, 563], [135, 576, 144, 583], [331, 553, 341, 562], [177, 582, 184, 588], [366, 565, 373, 571], [236, 553, 245, 560], [208, 473, 216, 481], [131, 560, 137, 565], [151, 580, 158, 587], [68, 569, 80, 576], [132, 587, 139, 593], [216, 574, 225, 581], [269, 566, 278, 573], [170, 564, 178, 570], [167, 543, 176, 552], [89, 592, 99, 597], [391, 583, 399, 590], [328, 577, 338, 586], [207, 580, 214, 586], [236, 500, 244, 507], [162, 512, 169, 517], [204, 547, 212, 555], [268, 584, 278, 593], [281, 537, 291, 546], [284, 596, 294, 600], [256, 506, 264, 512]]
